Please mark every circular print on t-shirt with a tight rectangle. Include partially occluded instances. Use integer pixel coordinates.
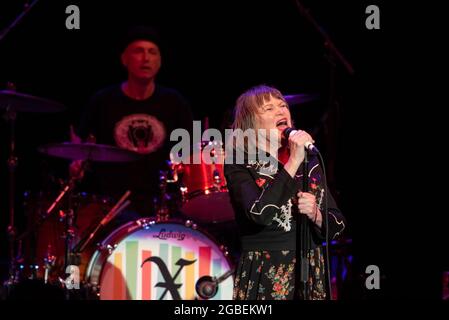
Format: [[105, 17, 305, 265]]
[[114, 114, 166, 154]]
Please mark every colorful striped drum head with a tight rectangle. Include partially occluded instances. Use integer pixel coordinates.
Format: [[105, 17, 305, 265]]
[[86, 220, 234, 300]]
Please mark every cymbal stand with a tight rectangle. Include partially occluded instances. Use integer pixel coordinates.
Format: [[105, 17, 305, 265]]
[[0, 0, 40, 42], [3, 103, 19, 285], [156, 169, 170, 222], [42, 160, 90, 274]]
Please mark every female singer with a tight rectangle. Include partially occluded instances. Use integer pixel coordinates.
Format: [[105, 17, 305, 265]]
[[224, 85, 346, 300]]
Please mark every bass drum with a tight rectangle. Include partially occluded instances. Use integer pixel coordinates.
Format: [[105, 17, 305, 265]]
[[85, 219, 234, 300]]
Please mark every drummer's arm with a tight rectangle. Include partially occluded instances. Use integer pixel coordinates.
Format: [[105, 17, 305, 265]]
[[69, 159, 85, 180], [68, 126, 96, 179]]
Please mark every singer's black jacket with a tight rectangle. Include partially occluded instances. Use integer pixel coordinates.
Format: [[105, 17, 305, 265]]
[[224, 151, 346, 251]]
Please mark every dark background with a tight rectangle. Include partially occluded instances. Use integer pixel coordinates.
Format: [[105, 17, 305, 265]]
[[0, 0, 444, 299]]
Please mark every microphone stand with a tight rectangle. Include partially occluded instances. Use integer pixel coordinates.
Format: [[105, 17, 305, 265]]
[[294, 0, 354, 191], [299, 150, 310, 299], [294, 1, 354, 299]]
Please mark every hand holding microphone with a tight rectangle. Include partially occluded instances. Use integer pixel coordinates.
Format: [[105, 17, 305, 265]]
[[282, 127, 317, 177], [282, 127, 319, 154]]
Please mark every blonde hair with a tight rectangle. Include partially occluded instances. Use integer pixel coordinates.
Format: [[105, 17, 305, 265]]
[[232, 85, 287, 131], [230, 85, 288, 153]]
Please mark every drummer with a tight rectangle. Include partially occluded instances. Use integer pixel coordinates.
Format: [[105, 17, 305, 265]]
[[70, 26, 194, 221]]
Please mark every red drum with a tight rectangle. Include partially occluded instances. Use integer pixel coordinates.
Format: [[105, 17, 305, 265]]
[[173, 142, 235, 224]]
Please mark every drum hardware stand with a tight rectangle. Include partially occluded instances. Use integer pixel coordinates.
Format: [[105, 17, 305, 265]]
[[2, 84, 20, 286], [14, 172, 84, 281], [59, 195, 76, 275], [156, 170, 171, 222], [212, 166, 222, 191], [156, 159, 184, 222], [1, 0, 52, 287], [165, 160, 177, 184], [209, 141, 224, 192], [210, 146, 220, 189], [1, 80, 60, 288], [43, 245, 56, 284], [40, 160, 91, 274], [173, 162, 189, 203], [167, 160, 182, 208]]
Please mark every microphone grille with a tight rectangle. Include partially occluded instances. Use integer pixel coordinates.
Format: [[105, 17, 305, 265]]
[[282, 127, 294, 139]]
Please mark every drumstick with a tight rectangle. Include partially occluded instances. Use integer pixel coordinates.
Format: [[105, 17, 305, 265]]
[[78, 199, 131, 253], [76, 191, 131, 253], [102, 199, 131, 226], [100, 190, 131, 225]]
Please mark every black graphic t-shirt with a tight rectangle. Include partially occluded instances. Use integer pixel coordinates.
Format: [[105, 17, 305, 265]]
[[77, 84, 193, 215]]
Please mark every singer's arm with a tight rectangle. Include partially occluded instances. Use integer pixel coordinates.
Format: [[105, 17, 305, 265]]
[[284, 157, 302, 178], [308, 160, 346, 240], [321, 191, 346, 240], [305, 190, 346, 241], [225, 163, 301, 226]]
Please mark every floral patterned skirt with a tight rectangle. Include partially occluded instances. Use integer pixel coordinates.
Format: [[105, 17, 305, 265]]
[[233, 248, 327, 300]]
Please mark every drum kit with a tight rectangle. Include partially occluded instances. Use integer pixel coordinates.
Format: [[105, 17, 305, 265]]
[[1, 89, 323, 300], [0, 89, 241, 300]]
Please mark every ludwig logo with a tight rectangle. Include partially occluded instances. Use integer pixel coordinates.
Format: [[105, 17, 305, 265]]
[[153, 228, 186, 241]]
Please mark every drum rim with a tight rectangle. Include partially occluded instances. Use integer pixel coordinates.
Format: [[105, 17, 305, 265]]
[[180, 191, 236, 224], [84, 218, 235, 298]]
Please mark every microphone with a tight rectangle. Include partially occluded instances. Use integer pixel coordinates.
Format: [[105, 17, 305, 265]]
[[282, 127, 319, 153]]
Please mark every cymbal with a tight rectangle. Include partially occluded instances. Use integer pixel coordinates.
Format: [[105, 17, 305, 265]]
[[284, 94, 318, 106], [0, 90, 65, 113], [38, 143, 142, 162]]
